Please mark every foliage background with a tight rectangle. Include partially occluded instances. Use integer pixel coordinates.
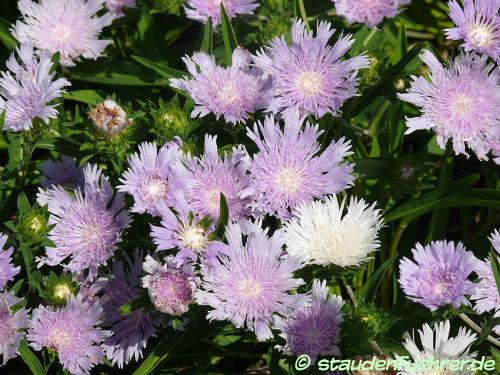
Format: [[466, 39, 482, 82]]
[[0, 0, 499, 373]]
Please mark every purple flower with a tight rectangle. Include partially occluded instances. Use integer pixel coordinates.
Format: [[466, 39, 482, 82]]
[[196, 219, 306, 341], [40, 156, 84, 189], [185, 135, 254, 222], [245, 109, 354, 220], [27, 294, 109, 375], [275, 280, 344, 361], [150, 192, 226, 265], [185, 0, 259, 26], [37, 164, 130, 277], [446, 0, 499, 63], [471, 230, 500, 314], [13, 0, 113, 67], [105, 0, 136, 17], [398, 50, 500, 160], [399, 241, 476, 310], [170, 48, 268, 124], [142, 255, 198, 316], [252, 20, 369, 117], [0, 235, 20, 291], [0, 43, 69, 132], [0, 292, 29, 365], [101, 250, 160, 368], [118, 142, 189, 216], [332, 0, 411, 28]]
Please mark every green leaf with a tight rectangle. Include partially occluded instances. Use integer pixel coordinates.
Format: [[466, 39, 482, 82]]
[[0, 110, 5, 131], [440, 189, 500, 208], [200, 18, 213, 54], [131, 55, 184, 80], [220, 4, 238, 64], [119, 293, 151, 315], [480, 317, 500, 342], [18, 339, 46, 375], [20, 243, 42, 293], [359, 255, 397, 303], [50, 52, 61, 73], [354, 159, 390, 180], [63, 90, 103, 106], [17, 192, 31, 214], [489, 251, 500, 296], [215, 193, 229, 239], [0, 18, 17, 50]]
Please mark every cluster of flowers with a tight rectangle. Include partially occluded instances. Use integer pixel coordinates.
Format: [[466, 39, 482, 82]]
[[0, 0, 498, 374]]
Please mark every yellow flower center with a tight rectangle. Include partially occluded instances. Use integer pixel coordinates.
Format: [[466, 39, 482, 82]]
[[180, 225, 208, 251], [49, 328, 71, 349], [53, 284, 72, 301], [30, 217, 44, 232]]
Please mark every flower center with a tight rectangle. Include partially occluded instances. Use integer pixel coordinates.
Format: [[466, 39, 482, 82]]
[[53, 23, 73, 41], [239, 279, 262, 298], [304, 328, 322, 342], [218, 83, 239, 105], [53, 284, 72, 301], [467, 25, 494, 48], [49, 327, 72, 350], [206, 189, 222, 210], [450, 94, 473, 118], [180, 225, 208, 251], [275, 167, 303, 194], [296, 71, 323, 96], [142, 176, 169, 204], [150, 270, 193, 315]]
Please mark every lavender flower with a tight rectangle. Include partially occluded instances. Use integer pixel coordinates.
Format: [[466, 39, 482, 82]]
[[284, 196, 383, 267], [40, 156, 84, 189], [398, 50, 500, 160], [253, 20, 369, 117], [446, 0, 499, 63], [185, 0, 259, 26], [185, 135, 254, 222], [37, 164, 130, 276], [13, 0, 114, 67], [150, 192, 226, 265], [471, 230, 500, 314], [332, 0, 411, 28], [101, 250, 159, 368], [105, 0, 136, 17], [170, 48, 267, 124], [142, 255, 198, 315], [0, 293, 29, 365], [275, 280, 344, 361], [196, 220, 306, 341], [399, 321, 477, 375], [245, 109, 354, 220], [0, 235, 20, 291], [27, 294, 109, 375], [118, 142, 189, 216], [0, 43, 69, 132], [399, 241, 476, 310]]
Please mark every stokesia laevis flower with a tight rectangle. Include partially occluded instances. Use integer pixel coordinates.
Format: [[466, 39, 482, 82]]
[[284, 196, 383, 267], [118, 142, 189, 216], [398, 321, 477, 375], [40, 156, 84, 189], [105, 0, 136, 17], [246, 109, 354, 220], [332, 0, 412, 28], [275, 280, 344, 361], [196, 219, 306, 341], [36, 164, 130, 277], [0, 293, 29, 365], [398, 50, 500, 160], [184, 0, 259, 26], [446, 0, 500, 63], [252, 20, 369, 118], [142, 255, 198, 315], [0, 43, 69, 132], [185, 135, 254, 222], [150, 192, 226, 265], [27, 294, 109, 375], [399, 241, 476, 310], [471, 230, 500, 333], [101, 250, 159, 368], [170, 48, 267, 124], [13, 0, 114, 67], [0, 235, 20, 291]]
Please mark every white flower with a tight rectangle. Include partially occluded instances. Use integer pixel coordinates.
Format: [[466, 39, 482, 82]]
[[399, 320, 477, 375], [284, 196, 383, 267]]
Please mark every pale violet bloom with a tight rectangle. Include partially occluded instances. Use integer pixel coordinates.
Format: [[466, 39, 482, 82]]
[[0, 293, 29, 365], [105, 0, 136, 17], [13, 0, 113, 67], [0, 235, 20, 291], [0, 43, 69, 132], [333, 0, 411, 28], [185, 0, 259, 26]]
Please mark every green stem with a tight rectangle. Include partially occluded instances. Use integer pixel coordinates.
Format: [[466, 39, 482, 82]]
[[459, 313, 500, 348], [298, 0, 310, 30]]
